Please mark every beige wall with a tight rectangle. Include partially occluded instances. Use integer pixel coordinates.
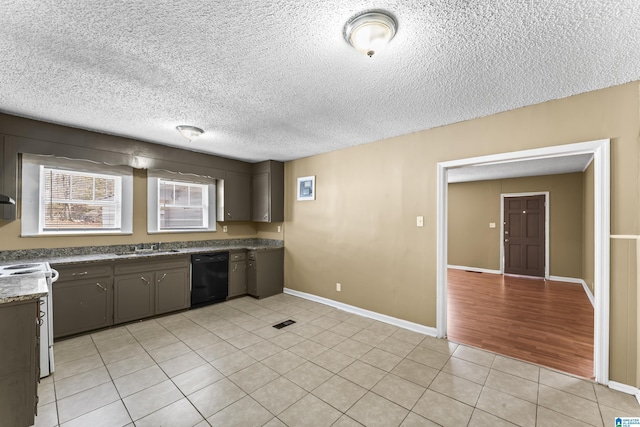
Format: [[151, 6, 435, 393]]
[[284, 82, 640, 385], [448, 173, 585, 278]]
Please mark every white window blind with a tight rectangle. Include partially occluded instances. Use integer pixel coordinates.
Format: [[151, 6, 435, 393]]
[[22, 154, 133, 236], [43, 168, 121, 230], [158, 179, 208, 229], [147, 169, 216, 233]]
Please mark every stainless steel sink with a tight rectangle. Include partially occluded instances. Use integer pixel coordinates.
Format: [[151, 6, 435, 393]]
[[115, 249, 181, 256]]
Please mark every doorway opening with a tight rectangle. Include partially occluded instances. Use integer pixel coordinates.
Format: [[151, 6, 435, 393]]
[[436, 139, 610, 384]]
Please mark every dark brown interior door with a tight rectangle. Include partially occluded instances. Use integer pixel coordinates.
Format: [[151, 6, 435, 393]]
[[504, 195, 545, 277]]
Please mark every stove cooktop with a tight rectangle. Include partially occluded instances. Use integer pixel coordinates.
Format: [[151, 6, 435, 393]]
[[0, 262, 50, 278]]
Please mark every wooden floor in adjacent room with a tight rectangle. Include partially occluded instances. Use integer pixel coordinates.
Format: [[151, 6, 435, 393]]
[[447, 269, 594, 379]]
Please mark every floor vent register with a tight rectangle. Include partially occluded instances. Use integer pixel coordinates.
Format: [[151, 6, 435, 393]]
[[273, 320, 296, 329]]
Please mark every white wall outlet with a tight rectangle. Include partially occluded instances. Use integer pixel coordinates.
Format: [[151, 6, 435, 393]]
[[489, 222, 496, 228], [336, 283, 341, 292], [223, 225, 228, 232], [416, 216, 424, 227], [277, 225, 282, 233]]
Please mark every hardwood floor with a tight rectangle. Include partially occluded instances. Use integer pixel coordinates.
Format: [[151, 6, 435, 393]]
[[447, 269, 594, 379]]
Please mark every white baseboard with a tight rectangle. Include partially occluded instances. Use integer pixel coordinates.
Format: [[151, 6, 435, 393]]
[[448, 265, 502, 275], [608, 381, 640, 405], [283, 288, 437, 337], [549, 275, 595, 308]]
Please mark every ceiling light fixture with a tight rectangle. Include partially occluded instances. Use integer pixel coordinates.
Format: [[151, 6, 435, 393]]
[[176, 125, 204, 141], [344, 10, 397, 57]]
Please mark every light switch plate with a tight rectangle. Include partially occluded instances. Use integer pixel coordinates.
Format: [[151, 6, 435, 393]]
[[223, 225, 228, 232], [417, 216, 424, 227], [489, 223, 496, 228], [277, 225, 282, 233]]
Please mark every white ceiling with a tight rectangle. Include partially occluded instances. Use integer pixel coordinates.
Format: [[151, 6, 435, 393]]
[[447, 153, 594, 183], [1, 1, 639, 163]]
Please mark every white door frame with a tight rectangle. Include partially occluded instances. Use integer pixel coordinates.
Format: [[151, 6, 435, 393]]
[[500, 192, 550, 279], [436, 139, 610, 384]]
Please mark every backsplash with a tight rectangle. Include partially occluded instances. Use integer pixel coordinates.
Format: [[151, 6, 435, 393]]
[[0, 238, 283, 262]]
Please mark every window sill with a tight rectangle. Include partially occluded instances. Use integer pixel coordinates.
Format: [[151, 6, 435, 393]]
[[147, 229, 217, 234]]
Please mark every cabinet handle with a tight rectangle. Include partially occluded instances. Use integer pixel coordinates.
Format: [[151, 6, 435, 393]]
[[96, 283, 107, 291], [227, 212, 232, 217], [263, 213, 268, 219], [233, 264, 238, 272], [141, 276, 150, 285], [157, 273, 167, 283], [72, 271, 88, 276]]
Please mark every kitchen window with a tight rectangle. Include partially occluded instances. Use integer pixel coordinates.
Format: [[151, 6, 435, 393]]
[[147, 170, 216, 233], [21, 154, 133, 236]]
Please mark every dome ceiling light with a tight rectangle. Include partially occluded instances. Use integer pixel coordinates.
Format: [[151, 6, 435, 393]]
[[176, 125, 204, 141], [344, 11, 397, 57]]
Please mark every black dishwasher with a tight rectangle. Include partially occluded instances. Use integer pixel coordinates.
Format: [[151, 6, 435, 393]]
[[191, 252, 229, 308]]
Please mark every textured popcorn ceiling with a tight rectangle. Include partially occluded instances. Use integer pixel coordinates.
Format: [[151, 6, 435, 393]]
[[1, 1, 639, 162]]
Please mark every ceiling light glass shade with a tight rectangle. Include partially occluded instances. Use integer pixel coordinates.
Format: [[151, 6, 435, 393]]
[[345, 11, 397, 57], [176, 125, 204, 141]]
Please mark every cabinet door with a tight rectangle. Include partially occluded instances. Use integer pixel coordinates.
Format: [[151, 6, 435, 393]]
[[53, 278, 113, 338], [221, 172, 251, 221], [254, 248, 284, 299], [228, 261, 247, 298], [114, 274, 153, 324], [155, 268, 190, 315], [251, 172, 270, 222], [247, 260, 257, 296], [0, 300, 37, 427]]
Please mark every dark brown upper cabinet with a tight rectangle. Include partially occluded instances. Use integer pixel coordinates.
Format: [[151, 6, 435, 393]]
[[217, 171, 251, 221], [251, 160, 284, 222], [0, 135, 17, 221]]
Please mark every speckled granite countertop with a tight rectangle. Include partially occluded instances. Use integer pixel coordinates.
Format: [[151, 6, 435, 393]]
[[0, 238, 283, 267], [0, 273, 48, 304]]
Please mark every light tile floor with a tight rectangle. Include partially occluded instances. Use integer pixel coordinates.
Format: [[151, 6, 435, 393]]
[[32, 293, 638, 427]]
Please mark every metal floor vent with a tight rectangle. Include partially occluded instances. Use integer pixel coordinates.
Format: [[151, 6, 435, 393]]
[[273, 320, 296, 329]]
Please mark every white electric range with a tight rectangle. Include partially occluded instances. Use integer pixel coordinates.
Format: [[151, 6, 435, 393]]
[[0, 262, 59, 378]]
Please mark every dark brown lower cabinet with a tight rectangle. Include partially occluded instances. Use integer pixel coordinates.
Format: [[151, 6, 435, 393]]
[[155, 268, 190, 315], [247, 248, 284, 299], [52, 263, 114, 339], [0, 299, 38, 427], [228, 251, 247, 298], [114, 256, 190, 324], [114, 273, 154, 324]]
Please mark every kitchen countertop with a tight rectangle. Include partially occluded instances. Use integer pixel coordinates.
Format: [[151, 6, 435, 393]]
[[47, 244, 281, 267], [0, 238, 284, 267], [0, 273, 48, 304]]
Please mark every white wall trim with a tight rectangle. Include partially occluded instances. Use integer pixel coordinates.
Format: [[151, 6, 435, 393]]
[[610, 235, 640, 240], [437, 138, 610, 384], [448, 265, 502, 275], [436, 163, 448, 339], [283, 288, 438, 337], [608, 381, 640, 404], [500, 192, 550, 279], [549, 275, 595, 307]]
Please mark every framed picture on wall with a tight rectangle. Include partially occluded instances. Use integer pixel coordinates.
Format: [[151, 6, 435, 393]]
[[297, 176, 315, 201]]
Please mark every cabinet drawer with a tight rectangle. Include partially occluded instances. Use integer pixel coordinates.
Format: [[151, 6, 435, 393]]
[[230, 252, 246, 262], [114, 256, 189, 275], [54, 263, 113, 281]]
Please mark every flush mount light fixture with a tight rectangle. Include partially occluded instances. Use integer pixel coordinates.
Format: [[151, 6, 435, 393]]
[[176, 125, 204, 141], [344, 10, 397, 57]]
